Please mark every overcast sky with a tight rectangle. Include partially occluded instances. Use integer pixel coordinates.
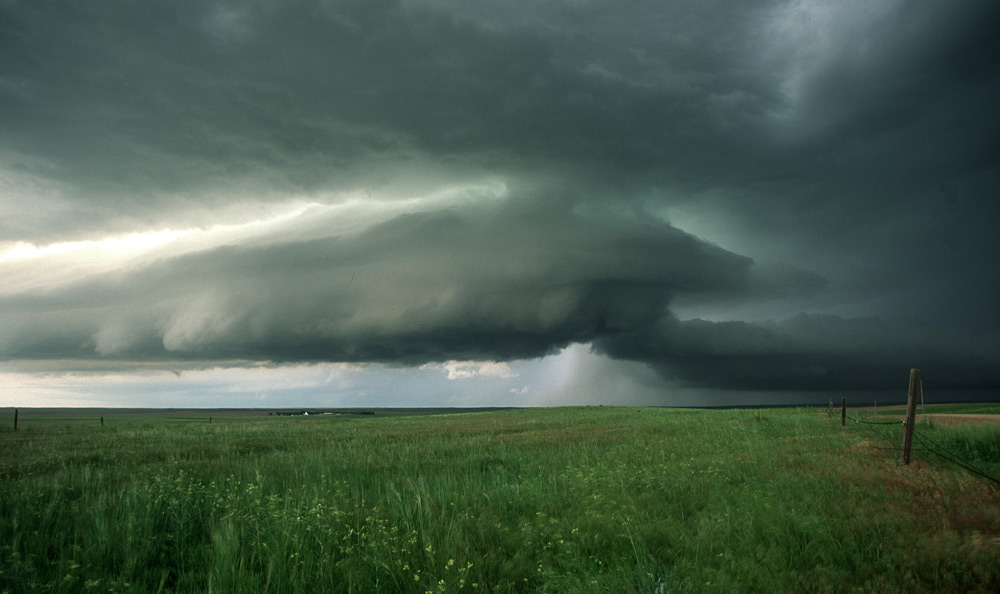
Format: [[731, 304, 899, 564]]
[[2, 0, 999, 408]]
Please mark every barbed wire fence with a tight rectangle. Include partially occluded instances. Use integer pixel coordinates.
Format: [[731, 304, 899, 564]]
[[837, 370, 1000, 487]]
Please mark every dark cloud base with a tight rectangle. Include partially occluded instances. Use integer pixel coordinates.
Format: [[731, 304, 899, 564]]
[[595, 315, 1000, 391]]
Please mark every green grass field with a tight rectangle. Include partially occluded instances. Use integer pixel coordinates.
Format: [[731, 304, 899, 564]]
[[2, 407, 999, 593]]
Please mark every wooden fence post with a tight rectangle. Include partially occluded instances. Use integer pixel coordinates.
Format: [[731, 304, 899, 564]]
[[900, 369, 921, 465], [841, 397, 846, 427], [920, 379, 925, 417], [13, 408, 17, 432]]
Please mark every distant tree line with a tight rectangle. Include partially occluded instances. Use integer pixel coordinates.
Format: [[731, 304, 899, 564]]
[[268, 410, 374, 416]]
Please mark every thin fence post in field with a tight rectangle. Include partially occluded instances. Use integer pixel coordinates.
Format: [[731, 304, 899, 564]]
[[900, 368, 921, 465], [841, 397, 846, 427], [13, 408, 17, 432], [828, 398, 833, 417], [100, 416, 104, 427]]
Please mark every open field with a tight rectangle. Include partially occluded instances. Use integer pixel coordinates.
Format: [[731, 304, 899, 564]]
[[858, 403, 1000, 415], [854, 402, 1000, 427], [2, 406, 999, 593]]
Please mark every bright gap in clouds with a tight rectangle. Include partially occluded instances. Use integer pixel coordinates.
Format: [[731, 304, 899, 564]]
[[0, 178, 508, 264], [0, 343, 671, 409], [0, 179, 509, 295], [1, 201, 345, 268], [0, 229, 190, 264]]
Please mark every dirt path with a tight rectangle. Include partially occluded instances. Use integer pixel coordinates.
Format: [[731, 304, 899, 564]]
[[920, 413, 1000, 426], [858, 412, 1000, 426]]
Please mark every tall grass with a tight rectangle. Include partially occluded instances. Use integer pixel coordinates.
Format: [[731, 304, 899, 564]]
[[915, 422, 1000, 467], [1, 407, 998, 593]]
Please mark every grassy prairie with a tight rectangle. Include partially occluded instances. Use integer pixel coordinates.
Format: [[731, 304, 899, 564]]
[[1, 407, 999, 593]]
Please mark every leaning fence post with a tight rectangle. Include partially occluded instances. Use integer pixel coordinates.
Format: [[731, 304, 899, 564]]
[[841, 397, 846, 427], [900, 369, 921, 465]]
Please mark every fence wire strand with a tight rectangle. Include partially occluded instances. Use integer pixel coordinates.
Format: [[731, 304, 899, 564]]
[[912, 430, 1000, 487]]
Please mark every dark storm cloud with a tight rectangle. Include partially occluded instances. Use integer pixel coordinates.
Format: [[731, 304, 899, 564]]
[[2, 0, 999, 397], [0, 198, 753, 364], [595, 314, 1000, 391], [0, 1, 863, 232], [2, 0, 664, 206], [4, 0, 997, 223]]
